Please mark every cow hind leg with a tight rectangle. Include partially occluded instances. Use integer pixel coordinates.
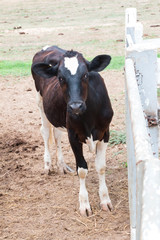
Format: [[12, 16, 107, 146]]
[[95, 140, 113, 211], [53, 128, 74, 174], [37, 92, 52, 173], [53, 128, 64, 173]]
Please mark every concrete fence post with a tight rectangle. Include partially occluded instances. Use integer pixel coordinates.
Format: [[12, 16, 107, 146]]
[[125, 8, 160, 240]]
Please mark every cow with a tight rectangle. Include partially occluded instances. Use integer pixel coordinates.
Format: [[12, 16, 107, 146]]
[[31, 46, 114, 216]]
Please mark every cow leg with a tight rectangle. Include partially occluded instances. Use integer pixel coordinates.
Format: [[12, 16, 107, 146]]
[[95, 140, 113, 211], [37, 92, 52, 172], [53, 128, 64, 173], [68, 129, 92, 216], [78, 167, 92, 216], [53, 128, 73, 174]]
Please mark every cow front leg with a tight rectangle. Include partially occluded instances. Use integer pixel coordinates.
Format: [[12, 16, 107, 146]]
[[37, 92, 52, 172], [78, 167, 92, 216], [68, 129, 92, 216], [95, 140, 113, 211]]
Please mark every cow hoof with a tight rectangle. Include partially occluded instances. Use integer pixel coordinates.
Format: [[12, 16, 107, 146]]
[[44, 168, 51, 175], [43, 168, 51, 175], [100, 202, 113, 212], [80, 208, 92, 217], [65, 163, 74, 173], [58, 163, 74, 174], [44, 162, 52, 175]]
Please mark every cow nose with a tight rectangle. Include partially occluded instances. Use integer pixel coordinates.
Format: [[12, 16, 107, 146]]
[[69, 101, 84, 115]]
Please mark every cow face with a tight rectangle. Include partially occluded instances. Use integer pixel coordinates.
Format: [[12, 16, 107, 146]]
[[57, 52, 89, 116], [32, 50, 111, 117]]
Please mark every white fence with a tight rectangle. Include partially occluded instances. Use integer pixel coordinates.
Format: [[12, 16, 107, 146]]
[[125, 8, 160, 240]]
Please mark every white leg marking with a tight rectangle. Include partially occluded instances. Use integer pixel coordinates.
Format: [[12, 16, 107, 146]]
[[95, 141, 113, 211], [53, 127, 66, 173], [78, 167, 92, 216], [64, 56, 79, 75], [37, 92, 52, 172], [86, 135, 97, 153], [53, 128, 74, 173]]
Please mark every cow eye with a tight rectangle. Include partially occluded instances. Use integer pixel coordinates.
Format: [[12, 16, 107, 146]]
[[59, 77, 65, 84], [83, 73, 88, 81]]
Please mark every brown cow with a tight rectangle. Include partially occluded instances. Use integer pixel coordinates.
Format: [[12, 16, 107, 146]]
[[31, 46, 113, 216]]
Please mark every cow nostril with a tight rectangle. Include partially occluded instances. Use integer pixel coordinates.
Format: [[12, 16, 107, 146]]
[[68, 101, 86, 115], [70, 102, 83, 111]]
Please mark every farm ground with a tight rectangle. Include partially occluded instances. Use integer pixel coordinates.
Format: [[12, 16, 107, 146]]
[[0, 0, 160, 239]]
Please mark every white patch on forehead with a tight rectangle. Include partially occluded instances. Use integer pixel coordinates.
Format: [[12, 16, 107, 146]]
[[42, 45, 50, 51], [64, 56, 79, 75]]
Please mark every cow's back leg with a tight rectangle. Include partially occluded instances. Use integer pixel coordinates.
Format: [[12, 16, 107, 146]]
[[37, 92, 52, 172], [95, 140, 113, 211], [53, 128, 74, 174], [53, 128, 64, 173]]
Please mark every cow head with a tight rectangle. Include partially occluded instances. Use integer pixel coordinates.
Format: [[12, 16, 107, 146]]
[[32, 50, 111, 117]]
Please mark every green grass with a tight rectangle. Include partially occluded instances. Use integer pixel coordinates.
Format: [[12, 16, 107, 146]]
[[108, 56, 124, 70], [0, 56, 124, 77], [158, 53, 160, 58], [109, 130, 126, 146], [122, 161, 128, 168], [0, 61, 31, 76], [87, 56, 124, 70]]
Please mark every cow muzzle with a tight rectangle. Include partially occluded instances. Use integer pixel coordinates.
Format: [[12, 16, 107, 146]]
[[68, 101, 86, 116]]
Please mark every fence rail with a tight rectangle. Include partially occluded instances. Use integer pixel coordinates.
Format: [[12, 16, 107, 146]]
[[125, 8, 160, 240]]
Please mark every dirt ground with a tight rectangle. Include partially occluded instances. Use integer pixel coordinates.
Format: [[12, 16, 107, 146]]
[[0, 0, 160, 240]]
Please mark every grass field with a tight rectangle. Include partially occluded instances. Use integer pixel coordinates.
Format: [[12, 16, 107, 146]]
[[0, 56, 125, 76], [1, 52, 160, 76]]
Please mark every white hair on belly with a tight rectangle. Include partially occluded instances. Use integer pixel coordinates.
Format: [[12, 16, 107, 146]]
[[64, 56, 79, 75]]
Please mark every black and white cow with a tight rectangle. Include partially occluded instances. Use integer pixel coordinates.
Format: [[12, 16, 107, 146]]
[[31, 46, 113, 216]]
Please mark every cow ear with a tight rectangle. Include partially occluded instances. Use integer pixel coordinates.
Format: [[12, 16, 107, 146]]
[[31, 62, 58, 78], [88, 55, 111, 72]]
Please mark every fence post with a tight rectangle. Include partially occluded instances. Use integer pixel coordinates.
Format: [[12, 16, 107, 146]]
[[125, 8, 159, 158], [125, 58, 160, 240], [125, 7, 160, 240], [128, 50, 159, 157], [125, 82, 136, 240], [125, 8, 143, 46]]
